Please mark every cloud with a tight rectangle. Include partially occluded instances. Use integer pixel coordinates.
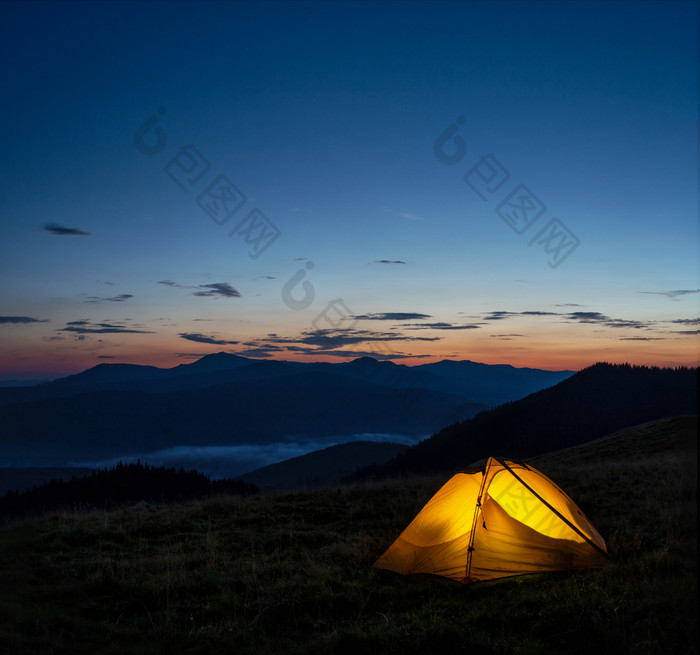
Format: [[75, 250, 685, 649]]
[[193, 283, 241, 298], [619, 337, 664, 341], [161, 280, 241, 298], [483, 311, 517, 321], [671, 318, 698, 325], [640, 289, 699, 301], [564, 312, 650, 329], [158, 280, 200, 290], [277, 343, 429, 359], [59, 320, 153, 335], [260, 328, 440, 352], [484, 311, 559, 321], [354, 312, 432, 321], [564, 311, 607, 322], [42, 223, 91, 236], [400, 322, 481, 330], [481, 309, 653, 330], [178, 332, 239, 345], [383, 208, 426, 222], [289, 347, 428, 360], [230, 347, 276, 358], [242, 342, 284, 350], [0, 316, 48, 324], [314, 330, 438, 347], [84, 294, 134, 304], [240, 327, 440, 360], [374, 260, 406, 265], [97, 355, 117, 358], [159, 280, 203, 290]]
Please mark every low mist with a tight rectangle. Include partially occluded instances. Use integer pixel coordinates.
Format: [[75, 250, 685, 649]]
[[67, 433, 426, 479]]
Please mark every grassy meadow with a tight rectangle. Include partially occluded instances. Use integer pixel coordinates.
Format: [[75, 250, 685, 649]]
[[0, 415, 696, 654]]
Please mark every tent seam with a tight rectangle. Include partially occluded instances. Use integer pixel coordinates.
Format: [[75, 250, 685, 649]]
[[496, 458, 610, 561]]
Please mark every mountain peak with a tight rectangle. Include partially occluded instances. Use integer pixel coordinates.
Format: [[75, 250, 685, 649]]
[[346, 356, 397, 370], [177, 352, 252, 373], [45, 362, 163, 387], [348, 356, 381, 365]]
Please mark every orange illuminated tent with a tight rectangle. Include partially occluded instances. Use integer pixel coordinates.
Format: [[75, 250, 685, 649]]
[[374, 457, 611, 584]]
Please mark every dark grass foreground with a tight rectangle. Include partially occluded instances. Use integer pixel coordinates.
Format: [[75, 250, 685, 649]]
[[0, 416, 696, 654]]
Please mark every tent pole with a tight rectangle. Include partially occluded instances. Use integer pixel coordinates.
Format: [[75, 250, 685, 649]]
[[465, 457, 493, 580], [499, 460, 611, 561]]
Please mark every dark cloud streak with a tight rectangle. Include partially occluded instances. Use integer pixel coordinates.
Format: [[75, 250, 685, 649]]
[[565, 312, 649, 329], [85, 294, 133, 304], [640, 289, 699, 300], [0, 316, 48, 324], [59, 320, 153, 335], [193, 283, 241, 298], [43, 223, 91, 236], [354, 312, 431, 321], [482, 309, 652, 330], [159, 280, 241, 298], [400, 322, 481, 330], [178, 333, 239, 345]]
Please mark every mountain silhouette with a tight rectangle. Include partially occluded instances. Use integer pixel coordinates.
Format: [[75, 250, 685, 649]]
[[0, 371, 480, 466], [0, 353, 572, 405], [0, 353, 575, 468], [359, 363, 698, 477]]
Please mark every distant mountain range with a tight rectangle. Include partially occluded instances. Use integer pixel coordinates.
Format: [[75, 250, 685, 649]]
[[0, 360, 695, 494], [0, 353, 573, 406], [357, 363, 698, 478], [0, 353, 573, 468]]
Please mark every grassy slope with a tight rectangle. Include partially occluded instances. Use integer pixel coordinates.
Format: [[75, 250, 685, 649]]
[[240, 441, 408, 489], [0, 416, 696, 654]]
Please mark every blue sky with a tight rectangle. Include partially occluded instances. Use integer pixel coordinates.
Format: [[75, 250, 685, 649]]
[[0, 0, 697, 379]]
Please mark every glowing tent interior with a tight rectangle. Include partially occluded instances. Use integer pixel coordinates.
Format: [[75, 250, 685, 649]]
[[374, 457, 611, 584]]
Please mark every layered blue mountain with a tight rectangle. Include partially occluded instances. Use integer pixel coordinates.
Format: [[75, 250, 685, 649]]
[[0, 353, 574, 468], [360, 363, 698, 477], [0, 353, 572, 403]]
